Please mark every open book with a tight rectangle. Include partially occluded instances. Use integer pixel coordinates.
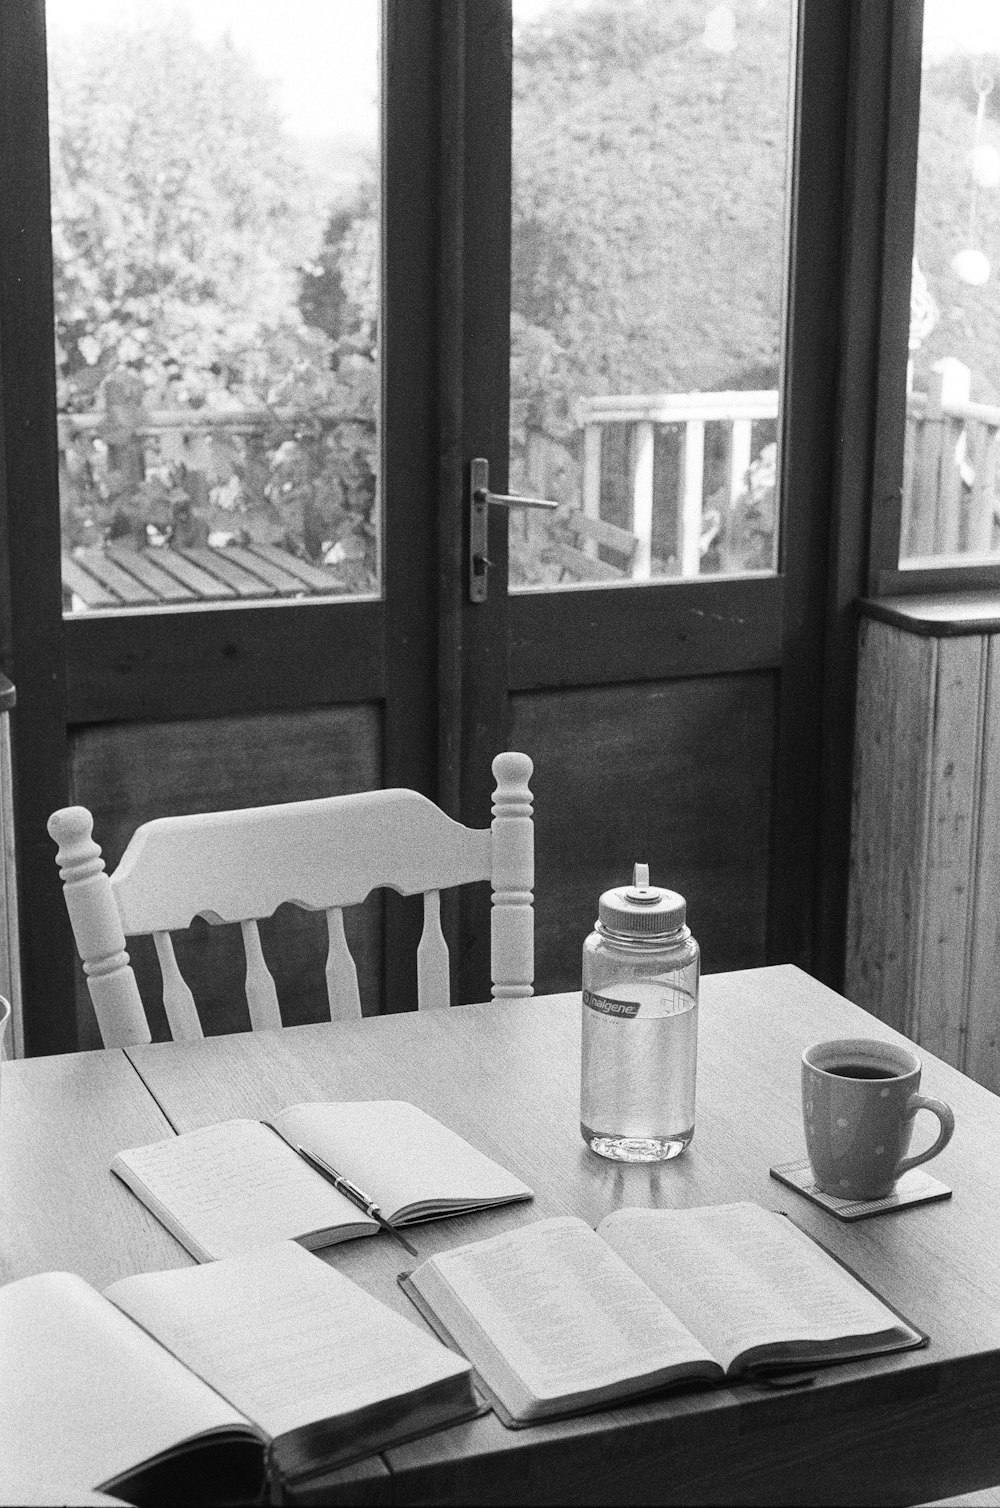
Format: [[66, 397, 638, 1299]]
[[400, 1202, 925, 1426], [113, 1099, 532, 1262], [1, 1240, 477, 1507]]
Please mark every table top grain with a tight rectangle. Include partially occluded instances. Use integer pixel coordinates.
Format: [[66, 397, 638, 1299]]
[[6, 965, 1000, 1506], [0, 1045, 189, 1287]]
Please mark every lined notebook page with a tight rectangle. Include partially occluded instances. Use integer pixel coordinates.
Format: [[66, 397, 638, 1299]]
[[272, 1101, 532, 1220], [106, 1241, 471, 1440], [112, 1120, 376, 1261]]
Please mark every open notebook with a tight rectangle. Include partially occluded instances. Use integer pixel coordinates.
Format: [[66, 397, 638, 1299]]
[[400, 1202, 925, 1426], [1, 1240, 477, 1507], [112, 1099, 533, 1262]]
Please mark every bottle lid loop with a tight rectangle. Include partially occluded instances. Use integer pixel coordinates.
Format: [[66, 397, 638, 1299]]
[[598, 863, 686, 935]]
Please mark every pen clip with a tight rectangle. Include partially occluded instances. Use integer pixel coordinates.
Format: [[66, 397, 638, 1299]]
[[334, 1172, 377, 1215], [295, 1145, 419, 1258]]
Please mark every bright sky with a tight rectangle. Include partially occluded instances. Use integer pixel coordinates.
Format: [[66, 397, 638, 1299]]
[[923, 0, 1000, 61], [44, 0, 1000, 141], [43, 0, 560, 138], [44, 0, 380, 139]]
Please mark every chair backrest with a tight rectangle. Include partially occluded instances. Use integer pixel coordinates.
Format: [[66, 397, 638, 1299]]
[[547, 509, 639, 582], [48, 752, 535, 1047]]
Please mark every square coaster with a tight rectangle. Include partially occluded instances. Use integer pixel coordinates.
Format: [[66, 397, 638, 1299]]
[[769, 1159, 952, 1220]]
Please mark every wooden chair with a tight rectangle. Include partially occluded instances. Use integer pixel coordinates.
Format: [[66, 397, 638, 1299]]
[[48, 752, 535, 1048], [544, 508, 639, 582]]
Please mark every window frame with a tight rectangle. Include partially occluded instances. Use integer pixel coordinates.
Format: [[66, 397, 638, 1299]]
[[0, 0, 908, 1049], [0, 0, 447, 1053], [865, 0, 1000, 596]]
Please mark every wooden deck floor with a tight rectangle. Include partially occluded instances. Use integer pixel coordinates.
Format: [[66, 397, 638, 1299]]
[[62, 543, 352, 610]]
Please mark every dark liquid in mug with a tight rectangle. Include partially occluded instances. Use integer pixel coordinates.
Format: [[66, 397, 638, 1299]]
[[826, 1063, 899, 1080]]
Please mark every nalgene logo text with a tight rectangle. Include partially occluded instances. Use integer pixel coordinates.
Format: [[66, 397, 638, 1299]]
[[583, 989, 641, 1019]]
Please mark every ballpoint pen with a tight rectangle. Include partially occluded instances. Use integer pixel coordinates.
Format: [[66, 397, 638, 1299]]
[[295, 1145, 420, 1258]]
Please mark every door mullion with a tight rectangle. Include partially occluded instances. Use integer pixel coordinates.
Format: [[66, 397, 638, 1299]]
[[381, 1, 442, 1012], [442, 0, 514, 1007], [0, 0, 74, 1054]]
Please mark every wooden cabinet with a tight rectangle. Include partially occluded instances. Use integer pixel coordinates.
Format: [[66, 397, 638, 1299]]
[[847, 595, 1000, 1092]]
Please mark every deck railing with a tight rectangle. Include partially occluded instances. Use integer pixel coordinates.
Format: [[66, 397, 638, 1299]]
[[58, 386, 377, 611], [577, 390, 779, 578], [60, 372, 1000, 610], [578, 377, 1000, 577], [902, 373, 1000, 563]]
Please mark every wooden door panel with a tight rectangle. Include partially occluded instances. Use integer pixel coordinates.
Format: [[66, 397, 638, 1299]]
[[509, 672, 776, 994], [509, 579, 784, 689]]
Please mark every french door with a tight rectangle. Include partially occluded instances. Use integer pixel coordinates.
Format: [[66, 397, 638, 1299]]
[[1, 0, 861, 1054], [440, 0, 860, 1014]]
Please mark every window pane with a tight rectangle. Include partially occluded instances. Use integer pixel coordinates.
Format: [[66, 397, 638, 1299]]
[[901, 3, 1000, 567], [46, 0, 380, 614], [509, 0, 794, 592]]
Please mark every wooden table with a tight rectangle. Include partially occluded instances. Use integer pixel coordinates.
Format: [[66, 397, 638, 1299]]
[[61, 541, 349, 611], [4, 965, 1000, 1506]]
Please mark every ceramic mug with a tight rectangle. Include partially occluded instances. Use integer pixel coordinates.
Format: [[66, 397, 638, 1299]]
[[802, 1037, 955, 1200]]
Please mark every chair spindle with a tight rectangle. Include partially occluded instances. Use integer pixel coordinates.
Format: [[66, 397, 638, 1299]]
[[152, 931, 203, 1041], [240, 919, 282, 1031], [324, 907, 362, 1020], [417, 889, 450, 1010]]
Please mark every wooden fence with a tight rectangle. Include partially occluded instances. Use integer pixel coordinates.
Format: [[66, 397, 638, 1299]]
[[901, 374, 1000, 563], [58, 395, 375, 612], [576, 378, 1000, 577], [60, 374, 1000, 609], [577, 390, 779, 578]]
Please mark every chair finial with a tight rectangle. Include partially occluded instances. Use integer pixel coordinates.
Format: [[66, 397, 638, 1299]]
[[492, 751, 533, 817], [48, 806, 104, 882]]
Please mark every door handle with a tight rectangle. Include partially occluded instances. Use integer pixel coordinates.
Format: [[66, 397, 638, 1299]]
[[469, 458, 558, 602]]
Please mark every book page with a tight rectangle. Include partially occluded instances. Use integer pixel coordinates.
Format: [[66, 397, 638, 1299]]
[[0, 1271, 253, 1495], [113, 1119, 376, 1260], [106, 1240, 472, 1441], [272, 1100, 532, 1221], [408, 1216, 719, 1419], [598, 1203, 911, 1372]]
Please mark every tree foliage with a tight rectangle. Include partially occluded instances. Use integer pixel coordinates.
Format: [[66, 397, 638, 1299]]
[[54, 1, 1000, 591], [507, 0, 791, 576], [49, 14, 319, 409], [911, 57, 1000, 403], [50, 14, 377, 585], [511, 0, 791, 402]]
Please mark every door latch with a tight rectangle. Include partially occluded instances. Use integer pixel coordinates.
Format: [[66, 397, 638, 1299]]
[[469, 458, 558, 602]]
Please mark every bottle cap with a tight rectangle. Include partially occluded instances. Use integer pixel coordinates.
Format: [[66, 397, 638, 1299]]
[[598, 863, 687, 936]]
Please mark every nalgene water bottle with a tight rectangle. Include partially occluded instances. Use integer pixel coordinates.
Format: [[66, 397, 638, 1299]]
[[580, 864, 699, 1161]]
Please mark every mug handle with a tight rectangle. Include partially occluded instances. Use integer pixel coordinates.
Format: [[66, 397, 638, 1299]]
[[895, 1093, 955, 1179]]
